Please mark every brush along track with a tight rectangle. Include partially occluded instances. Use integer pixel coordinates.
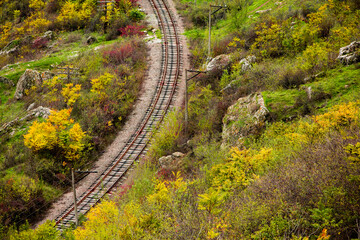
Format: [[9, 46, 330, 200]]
[[54, 0, 181, 229]]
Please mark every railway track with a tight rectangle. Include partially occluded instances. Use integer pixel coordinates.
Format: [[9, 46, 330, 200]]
[[54, 0, 181, 229]]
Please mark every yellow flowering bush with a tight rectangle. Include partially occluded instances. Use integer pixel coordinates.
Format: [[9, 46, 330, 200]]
[[57, 0, 95, 30], [61, 83, 81, 107], [24, 109, 87, 162]]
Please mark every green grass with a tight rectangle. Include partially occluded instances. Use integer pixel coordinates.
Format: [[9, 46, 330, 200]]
[[262, 65, 360, 120]]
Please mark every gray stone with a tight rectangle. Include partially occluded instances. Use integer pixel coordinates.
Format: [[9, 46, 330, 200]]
[[0, 40, 20, 55], [222, 93, 269, 147], [86, 36, 97, 45], [256, 9, 272, 14], [337, 41, 360, 65], [159, 155, 174, 168], [27, 103, 36, 111], [42, 31, 54, 40], [14, 69, 54, 99], [206, 54, 231, 72], [239, 55, 256, 72], [221, 80, 238, 95]]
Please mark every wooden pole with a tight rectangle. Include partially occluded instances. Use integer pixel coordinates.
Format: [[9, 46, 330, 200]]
[[67, 65, 70, 82], [72, 168, 79, 227], [185, 70, 188, 131], [208, 5, 211, 60]]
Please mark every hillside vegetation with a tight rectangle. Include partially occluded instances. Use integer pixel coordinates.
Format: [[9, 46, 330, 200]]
[[0, 0, 152, 237], [5, 0, 360, 239]]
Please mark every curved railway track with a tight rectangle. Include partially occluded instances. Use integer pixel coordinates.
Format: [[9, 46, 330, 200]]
[[55, 0, 182, 229]]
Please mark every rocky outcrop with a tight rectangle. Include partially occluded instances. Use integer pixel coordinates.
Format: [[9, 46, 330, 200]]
[[222, 93, 268, 147], [337, 41, 360, 65], [159, 152, 185, 171], [206, 54, 231, 72], [0, 40, 20, 56], [0, 106, 51, 135], [14, 69, 54, 99]]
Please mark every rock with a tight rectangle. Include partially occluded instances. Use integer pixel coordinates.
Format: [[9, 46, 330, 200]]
[[0, 40, 20, 55], [303, 71, 324, 82], [21, 106, 51, 120], [0, 76, 14, 87], [337, 41, 360, 65], [27, 103, 36, 111], [172, 152, 184, 158], [305, 86, 312, 100], [222, 93, 269, 147], [239, 55, 256, 72], [86, 36, 97, 45], [0, 106, 51, 135], [159, 155, 174, 169], [159, 152, 184, 171], [256, 9, 272, 14], [14, 69, 54, 99], [42, 31, 54, 40], [206, 54, 231, 72], [221, 80, 240, 95]]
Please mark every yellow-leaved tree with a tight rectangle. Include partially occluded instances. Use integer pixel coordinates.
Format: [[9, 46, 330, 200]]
[[24, 109, 87, 163]]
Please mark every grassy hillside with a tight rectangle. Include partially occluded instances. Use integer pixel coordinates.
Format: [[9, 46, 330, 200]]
[[6, 0, 360, 239]]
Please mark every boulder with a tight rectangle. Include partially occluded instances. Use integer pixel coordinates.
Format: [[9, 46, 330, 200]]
[[14, 69, 54, 99], [159, 152, 185, 171], [86, 36, 97, 45], [337, 41, 360, 65], [222, 93, 269, 147], [206, 54, 231, 72]]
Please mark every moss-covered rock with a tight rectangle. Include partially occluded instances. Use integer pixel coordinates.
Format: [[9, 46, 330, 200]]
[[222, 92, 268, 147]]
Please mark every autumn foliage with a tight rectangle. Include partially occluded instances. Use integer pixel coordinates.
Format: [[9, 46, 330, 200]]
[[24, 109, 86, 162]]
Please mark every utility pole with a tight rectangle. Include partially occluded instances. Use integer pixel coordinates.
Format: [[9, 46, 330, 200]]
[[184, 69, 207, 132], [71, 169, 97, 227], [208, 5, 228, 60], [71, 168, 78, 227]]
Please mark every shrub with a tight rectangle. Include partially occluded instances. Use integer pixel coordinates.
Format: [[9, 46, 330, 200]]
[[148, 110, 183, 160], [32, 37, 48, 49], [128, 9, 145, 22], [118, 24, 145, 37], [24, 109, 87, 164], [0, 174, 45, 227], [103, 42, 135, 65]]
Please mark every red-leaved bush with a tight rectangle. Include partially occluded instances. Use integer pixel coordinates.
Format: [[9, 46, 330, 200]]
[[118, 25, 145, 37], [103, 42, 135, 65], [32, 37, 48, 49]]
